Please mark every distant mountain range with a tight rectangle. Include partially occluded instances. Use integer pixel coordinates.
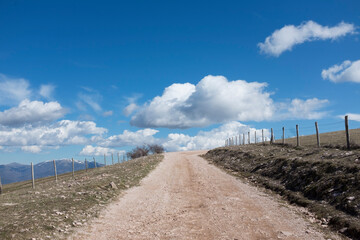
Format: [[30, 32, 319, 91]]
[[0, 159, 104, 184]]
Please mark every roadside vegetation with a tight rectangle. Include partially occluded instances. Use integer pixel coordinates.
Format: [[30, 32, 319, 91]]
[[0, 154, 163, 240], [127, 144, 164, 159]]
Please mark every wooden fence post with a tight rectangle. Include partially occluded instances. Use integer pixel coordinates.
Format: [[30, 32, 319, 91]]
[[345, 115, 350, 150], [0, 175, 2, 194], [270, 128, 273, 144], [262, 129, 264, 144], [53, 160, 57, 182], [247, 132, 250, 144], [282, 127, 285, 144], [243, 133, 245, 145], [235, 136, 238, 145], [239, 134, 241, 145], [72, 158, 75, 178], [31, 162, 35, 189], [315, 122, 320, 147], [93, 157, 97, 168], [85, 158, 88, 171], [296, 125, 300, 147]]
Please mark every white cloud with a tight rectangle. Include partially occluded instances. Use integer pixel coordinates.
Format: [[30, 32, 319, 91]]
[[123, 103, 139, 116], [39, 84, 56, 99], [102, 110, 113, 117], [0, 120, 107, 151], [78, 91, 102, 112], [338, 113, 360, 122], [0, 99, 66, 127], [21, 145, 42, 153], [258, 21, 356, 56], [322, 60, 360, 83], [163, 121, 270, 152], [97, 128, 159, 147], [0, 74, 32, 105], [277, 98, 329, 120], [289, 98, 329, 119], [83, 121, 269, 153], [80, 145, 124, 156], [130, 75, 274, 128]]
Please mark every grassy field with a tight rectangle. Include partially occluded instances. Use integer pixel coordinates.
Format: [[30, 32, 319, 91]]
[[273, 128, 360, 148], [0, 154, 163, 240]]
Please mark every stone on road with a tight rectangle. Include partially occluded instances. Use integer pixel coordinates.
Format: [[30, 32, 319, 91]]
[[70, 151, 334, 240]]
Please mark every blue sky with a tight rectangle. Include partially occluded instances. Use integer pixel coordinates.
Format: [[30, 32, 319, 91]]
[[0, 0, 360, 164]]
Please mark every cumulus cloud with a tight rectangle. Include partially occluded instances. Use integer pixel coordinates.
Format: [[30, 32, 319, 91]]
[[321, 60, 360, 83], [277, 98, 329, 120], [163, 121, 270, 152], [0, 99, 66, 127], [0, 74, 32, 105], [97, 128, 159, 147], [0, 120, 107, 151], [21, 146, 42, 153], [338, 113, 360, 122], [80, 145, 124, 156], [288, 98, 329, 119], [39, 84, 56, 99], [258, 21, 356, 56], [78, 122, 269, 154], [130, 75, 274, 128]]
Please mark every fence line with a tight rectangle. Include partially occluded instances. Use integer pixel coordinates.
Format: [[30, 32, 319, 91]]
[[225, 115, 356, 150], [0, 152, 129, 194]]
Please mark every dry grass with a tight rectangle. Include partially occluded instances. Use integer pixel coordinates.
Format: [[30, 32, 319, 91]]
[[273, 128, 360, 148], [0, 154, 163, 240]]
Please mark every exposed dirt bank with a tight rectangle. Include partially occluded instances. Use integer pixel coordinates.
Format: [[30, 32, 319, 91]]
[[204, 144, 360, 239]]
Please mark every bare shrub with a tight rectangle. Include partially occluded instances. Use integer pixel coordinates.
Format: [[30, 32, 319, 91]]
[[148, 144, 164, 154], [127, 145, 150, 159]]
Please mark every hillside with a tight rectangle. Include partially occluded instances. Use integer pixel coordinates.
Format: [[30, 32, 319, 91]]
[[0, 159, 104, 184], [0, 154, 163, 240], [205, 144, 360, 239]]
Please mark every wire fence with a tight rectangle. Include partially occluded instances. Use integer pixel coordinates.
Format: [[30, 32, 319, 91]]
[[0, 153, 128, 193], [225, 115, 360, 149]]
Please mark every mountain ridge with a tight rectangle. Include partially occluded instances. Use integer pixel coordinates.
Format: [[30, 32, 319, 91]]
[[0, 159, 105, 184]]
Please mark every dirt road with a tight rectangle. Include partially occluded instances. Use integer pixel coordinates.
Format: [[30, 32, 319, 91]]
[[71, 151, 337, 240]]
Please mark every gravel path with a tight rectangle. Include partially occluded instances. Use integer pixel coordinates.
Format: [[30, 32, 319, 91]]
[[70, 151, 337, 240]]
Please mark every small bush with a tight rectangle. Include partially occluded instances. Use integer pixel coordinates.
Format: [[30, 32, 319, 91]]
[[127, 144, 165, 159], [148, 144, 164, 154], [127, 145, 150, 159]]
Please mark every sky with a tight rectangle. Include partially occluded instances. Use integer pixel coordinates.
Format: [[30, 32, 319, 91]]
[[0, 0, 360, 164]]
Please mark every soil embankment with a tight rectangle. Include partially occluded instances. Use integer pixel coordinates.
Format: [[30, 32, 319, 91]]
[[205, 145, 360, 239]]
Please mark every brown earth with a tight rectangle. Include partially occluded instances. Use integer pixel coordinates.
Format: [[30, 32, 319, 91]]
[[70, 151, 342, 240], [0, 154, 162, 240], [205, 144, 360, 239]]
